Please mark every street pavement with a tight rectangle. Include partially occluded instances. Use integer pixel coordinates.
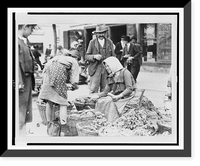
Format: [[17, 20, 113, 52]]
[[27, 71, 169, 136]]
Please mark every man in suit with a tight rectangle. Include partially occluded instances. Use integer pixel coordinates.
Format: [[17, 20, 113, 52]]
[[85, 24, 116, 93], [122, 36, 142, 82], [114, 35, 125, 65], [131, 36, 142, 82]]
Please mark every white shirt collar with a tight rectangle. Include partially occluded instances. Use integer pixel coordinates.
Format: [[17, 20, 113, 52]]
[[121, 41, 125, 48], [18, 35, 27, 44], [98, 38, 105, 47]]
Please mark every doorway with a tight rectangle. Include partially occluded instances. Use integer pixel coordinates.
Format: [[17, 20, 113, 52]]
[[109, 25, 127, 45]]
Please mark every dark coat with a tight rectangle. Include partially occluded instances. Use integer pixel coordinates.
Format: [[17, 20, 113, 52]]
[[18, 38, 35, 126], [122, 42, 142, 66], [85, 38, 116, 76], [114, 41, 123, 61]]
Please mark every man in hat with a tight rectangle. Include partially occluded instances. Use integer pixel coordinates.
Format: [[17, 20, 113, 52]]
[[130, 36, 142, 82], [121, 36, 142, 83], [85, 24, 116, 93], [18, 24, 37, 136], [114, 35, 126, 64]]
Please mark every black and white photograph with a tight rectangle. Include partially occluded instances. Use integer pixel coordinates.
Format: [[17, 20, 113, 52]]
[[4, 5, 191, 157]]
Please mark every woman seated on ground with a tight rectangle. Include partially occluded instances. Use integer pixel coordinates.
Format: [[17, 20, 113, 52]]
[[38, 54, 79, 136], [94, 56, 136, 123]]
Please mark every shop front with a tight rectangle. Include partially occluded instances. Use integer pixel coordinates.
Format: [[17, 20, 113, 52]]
[[139, 23, 172, 65]]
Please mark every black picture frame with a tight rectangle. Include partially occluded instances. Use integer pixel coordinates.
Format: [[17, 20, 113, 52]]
[[1, 1, 194, 158]]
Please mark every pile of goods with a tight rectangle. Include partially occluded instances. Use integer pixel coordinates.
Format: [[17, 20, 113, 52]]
[[98, 96, 172, 137], [74, 96, 97, 110], [67, 109, 96, 136], [76, 111, 110, 136]]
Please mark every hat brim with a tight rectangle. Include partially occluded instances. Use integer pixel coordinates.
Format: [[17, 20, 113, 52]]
[[95, 29, 108, 33]]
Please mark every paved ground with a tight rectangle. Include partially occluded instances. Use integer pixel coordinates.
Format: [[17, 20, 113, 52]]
[[26, 71, 170, 136]]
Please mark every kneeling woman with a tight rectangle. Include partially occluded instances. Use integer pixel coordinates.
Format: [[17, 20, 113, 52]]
[[38, 55, 79, 136], [95, 57, 136, 123]]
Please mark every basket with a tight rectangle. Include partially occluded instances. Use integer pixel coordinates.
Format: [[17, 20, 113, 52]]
[[37, 101, 73, 125], [74, 101, 85, 111], [37, 100, 48, 125], [67, 110, 96, 136], [86, 102, 96, 109], [76, 121, 98, 136]]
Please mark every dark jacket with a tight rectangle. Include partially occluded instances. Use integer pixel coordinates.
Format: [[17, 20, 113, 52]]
[[18, 38, 35, 90], [122, 42, 142, 66], [114, 41, 123, 61], [32, 49, 41, 59], [85, 38, 116, 76]]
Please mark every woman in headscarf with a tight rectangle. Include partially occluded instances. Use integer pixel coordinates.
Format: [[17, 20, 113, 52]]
[[94, 57, 136, 123], [38, 54, 79, 136]]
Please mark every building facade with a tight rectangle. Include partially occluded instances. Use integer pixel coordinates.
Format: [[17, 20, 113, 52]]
[[63, 23, 172, 65]]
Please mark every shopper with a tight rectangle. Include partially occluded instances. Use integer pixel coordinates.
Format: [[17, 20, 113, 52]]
[[31, 45, 44, 70], [114, 35, 125, 64], [85, 24, 116, 93], [94, 57, 136, 122], [130, 36, 142, 82], [122, 36, 142, 82], [18, 24, 37, 136], [38, 55, 79, 136], [44, 44, 52, 63]]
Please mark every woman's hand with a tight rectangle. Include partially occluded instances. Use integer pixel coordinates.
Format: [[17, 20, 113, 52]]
[[110, 94, 123, 102]]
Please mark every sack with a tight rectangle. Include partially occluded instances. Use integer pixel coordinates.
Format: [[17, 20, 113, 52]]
[[95, 96, 119, 123], [47, 118, 61, 136]]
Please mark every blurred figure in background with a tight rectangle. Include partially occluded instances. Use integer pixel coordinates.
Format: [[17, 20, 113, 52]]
[[130, 36, 142, 82], [121, 36, 142, 83], [114, 35, 125, 65], [31, 45, 44, 70], [44, 44, 52, 63]]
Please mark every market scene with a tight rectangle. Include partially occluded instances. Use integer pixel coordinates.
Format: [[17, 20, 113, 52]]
[[18, 22, 173, 138]]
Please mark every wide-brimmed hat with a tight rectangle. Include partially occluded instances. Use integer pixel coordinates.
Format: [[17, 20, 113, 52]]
[[94, 24, 108, 33]]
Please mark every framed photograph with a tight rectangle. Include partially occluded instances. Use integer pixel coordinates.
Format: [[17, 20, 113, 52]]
[[4, 2, 191, 157]]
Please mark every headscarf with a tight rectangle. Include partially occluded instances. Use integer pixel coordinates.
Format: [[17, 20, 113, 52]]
[[44, 55, 79, 84], [103, 57, 123, 73], [103, 57, 123, 81]]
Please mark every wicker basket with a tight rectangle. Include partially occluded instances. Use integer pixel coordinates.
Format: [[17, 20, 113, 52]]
[[74, 101, 85, 111], [37, 101, 73, 125], [37, 100, 48, 125], [67, 110, 96, 136], [86, 102, 96, 109], [76, 121, 98, 136]]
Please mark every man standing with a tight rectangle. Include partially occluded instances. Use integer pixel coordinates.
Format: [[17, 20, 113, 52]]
[[85, 24, 116, 93], [122, 36, 142, 82], [130, 36, 142, 82], [114, 35, 125, 64], [18, 24, 37, 136]]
